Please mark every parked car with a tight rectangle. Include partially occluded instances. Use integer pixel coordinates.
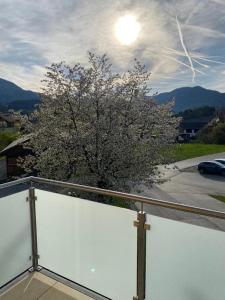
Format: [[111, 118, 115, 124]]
[[214, 159, 225, 166], [198, 161, 225, 175]]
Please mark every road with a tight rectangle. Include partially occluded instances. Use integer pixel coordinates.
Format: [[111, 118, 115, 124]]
[[158, 151, 225, 179], [136, 152, 225, 231]]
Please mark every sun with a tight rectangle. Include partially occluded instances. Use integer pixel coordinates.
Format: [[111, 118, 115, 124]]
[[115, 15, 141, 46]]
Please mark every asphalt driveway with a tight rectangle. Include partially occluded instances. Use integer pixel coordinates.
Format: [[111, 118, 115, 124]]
[[136, 152, 225, 231]]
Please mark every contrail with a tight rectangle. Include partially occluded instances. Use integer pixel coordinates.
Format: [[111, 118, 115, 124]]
[[164, 48, 209, 69], [163, 54, 205, 75], [192, 58, 209, 68], [164, 46, 225, 66], [164, 46, 205, 60], [164, 46, 188, 56], [145, 48, 205, 76], [176, 16, 196, 82], [197, 56, 225, 65]]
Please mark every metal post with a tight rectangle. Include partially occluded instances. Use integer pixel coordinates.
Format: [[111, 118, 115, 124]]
[[133, 210, 150, 300], [27, 187, 39, 271]]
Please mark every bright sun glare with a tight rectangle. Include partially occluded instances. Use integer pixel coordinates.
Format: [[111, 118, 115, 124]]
[[115, 15, 141, 46]]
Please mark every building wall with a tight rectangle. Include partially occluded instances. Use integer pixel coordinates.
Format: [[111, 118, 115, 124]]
[[0, 127, 18, 133], [183, 129, 197, 137], [2, 145, 32, 178], [0, 158, 7, 181]]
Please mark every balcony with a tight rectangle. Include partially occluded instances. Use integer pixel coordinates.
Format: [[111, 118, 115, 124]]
[[0, 176, 225, 300]]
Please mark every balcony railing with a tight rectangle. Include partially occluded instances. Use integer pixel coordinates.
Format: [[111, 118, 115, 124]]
[[0, 176, 225, 300]]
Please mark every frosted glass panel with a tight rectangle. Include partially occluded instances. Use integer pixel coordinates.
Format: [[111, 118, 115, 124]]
[[0, 191, 32, 286], [146, 214, 225, 300], [36, 189, 137, 300]]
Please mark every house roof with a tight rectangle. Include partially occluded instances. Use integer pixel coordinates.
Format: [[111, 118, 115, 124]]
[[0, 135, 30, 155], [180, 116, 214, 130], [0, 113, 12, 123], [0, 113, 18, 123]]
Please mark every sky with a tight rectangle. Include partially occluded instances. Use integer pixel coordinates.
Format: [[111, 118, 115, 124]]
[[0, 0, 225, 93]]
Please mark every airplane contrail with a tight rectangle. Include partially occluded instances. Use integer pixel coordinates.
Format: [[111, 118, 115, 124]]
[[176, 16, 196, 82], [164, 46, 225, 66], [145, 48, 205, 76], [197, 56, 225, 65], [163, 54, 205, 75], [192, 58, 209, 68], [164, 46, 205, 60]]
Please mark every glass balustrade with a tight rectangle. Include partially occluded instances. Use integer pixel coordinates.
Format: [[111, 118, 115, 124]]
[[146, 214, 225, 300], [0, 191, 32, 287], [0, 178, 225, 300], [35, 189, 137, 300]]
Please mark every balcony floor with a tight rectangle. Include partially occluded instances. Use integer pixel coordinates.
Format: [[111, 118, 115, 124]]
[[0, 272, 93, 300]]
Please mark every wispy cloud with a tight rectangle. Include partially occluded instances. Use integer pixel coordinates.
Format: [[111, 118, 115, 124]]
[[0, 0, 225, 92]]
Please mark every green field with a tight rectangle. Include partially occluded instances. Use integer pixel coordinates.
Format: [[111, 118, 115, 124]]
[[0, 131, 19, 152], [172, 144, 225, 161], [0, 131, 19, 161], [210, 195, 225, 203]]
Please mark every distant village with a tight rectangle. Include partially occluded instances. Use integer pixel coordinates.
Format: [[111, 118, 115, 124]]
[[0, 112, 20, 131]]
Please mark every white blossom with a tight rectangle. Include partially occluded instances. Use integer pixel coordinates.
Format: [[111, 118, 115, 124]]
[[19, 52, 180, 191]]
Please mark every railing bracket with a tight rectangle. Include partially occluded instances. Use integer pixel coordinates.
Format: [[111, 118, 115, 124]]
[[29, 254, 40, 260], [28, 267, 35, 273], [28, 265, 42, 273], [144, 224, 150, 230], [26, 196, 37, 202], [133, 220, 139, 227], [133, 220, 150, 231], [36, 266, 42, 272]]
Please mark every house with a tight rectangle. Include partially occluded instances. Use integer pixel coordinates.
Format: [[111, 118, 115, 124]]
[[217, 107, 225, 123], [0, 113, 20, 132], [178, 116, 214, 142], [0, 135, 31, 177]]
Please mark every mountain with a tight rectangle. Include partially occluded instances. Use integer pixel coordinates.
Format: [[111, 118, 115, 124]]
[[1, 78, 225, 113], [8, 99, 39, 111], [0, 103, 7, 112], [0, 78, 39, 105], [154, 86, 225, 112]]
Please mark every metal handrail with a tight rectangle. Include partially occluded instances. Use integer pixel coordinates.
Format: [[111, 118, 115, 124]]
[[1, 176, 225, 220], [0, 177, 30, 189]]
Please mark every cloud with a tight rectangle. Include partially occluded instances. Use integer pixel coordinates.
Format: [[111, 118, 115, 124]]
[[0, 0, 224, 92]]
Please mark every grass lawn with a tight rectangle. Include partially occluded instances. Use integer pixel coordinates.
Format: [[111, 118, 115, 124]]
[[172, 144, 225, 161], [210, 195, 225, 204]]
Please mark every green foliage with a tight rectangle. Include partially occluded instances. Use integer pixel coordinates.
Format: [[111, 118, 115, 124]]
[[210, 195, 225, 203], [210, 123, 225, 144], [109, 196, 130, 208], [172, 144, 225, 161], [197, 122, 225, 144], [0, 131, 19, 152], [177, 106, 215, 120]]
